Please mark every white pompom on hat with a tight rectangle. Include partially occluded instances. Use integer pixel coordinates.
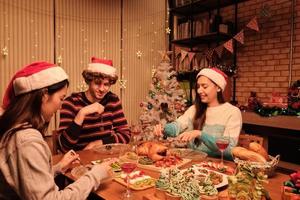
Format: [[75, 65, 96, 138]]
[[86, 57, 116, 76], [2, 61, 68, 109], [196, 67, 228, 91]]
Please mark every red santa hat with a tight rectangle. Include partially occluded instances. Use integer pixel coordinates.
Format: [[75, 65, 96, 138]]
[[86, 57, 116, 76], [196, 67, 228, 91], [2, 61, 68, 109]]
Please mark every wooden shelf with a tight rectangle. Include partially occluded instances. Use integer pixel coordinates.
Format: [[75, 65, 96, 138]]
[[176, 70, 198, 81], [171, 0, 248, 16], [242, 111, 300, 132], [172, 32, 231, 47]]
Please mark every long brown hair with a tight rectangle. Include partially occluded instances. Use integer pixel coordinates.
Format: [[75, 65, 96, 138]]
[[0, 80, 69, 142], [193, 77, 225, 130]]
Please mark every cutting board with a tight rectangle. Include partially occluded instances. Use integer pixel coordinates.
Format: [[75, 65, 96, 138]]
[[113, 177, 155, 191]]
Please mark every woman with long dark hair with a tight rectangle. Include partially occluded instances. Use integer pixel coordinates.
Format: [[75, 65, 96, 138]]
[[0, 62, 113, 199], [155, 67, 242, 159]]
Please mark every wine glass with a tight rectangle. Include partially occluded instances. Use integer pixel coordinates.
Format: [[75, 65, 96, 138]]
[[215, 136, 230, 165], [130, 123, 142, 153], [121, 162, 137, 200]]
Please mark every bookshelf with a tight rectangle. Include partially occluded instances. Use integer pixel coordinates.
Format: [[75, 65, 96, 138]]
[[168, 0, 248, 105]]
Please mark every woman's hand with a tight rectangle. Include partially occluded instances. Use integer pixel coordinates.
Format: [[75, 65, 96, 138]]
[[83, 140, 103, 150], [153, 124, 163, 137], [176, 130, 201, 142], [59, 150, 80, 173]]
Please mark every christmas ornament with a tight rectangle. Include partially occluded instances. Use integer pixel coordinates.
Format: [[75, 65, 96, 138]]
[[147, 103, 153, 110], [165, 27, 171, 34], [77, 80, 88, 92], [1, 46, 8, 57], [56, 55, 62, 65], [136, 50, 142, 59], [118, 79, 127, 89]]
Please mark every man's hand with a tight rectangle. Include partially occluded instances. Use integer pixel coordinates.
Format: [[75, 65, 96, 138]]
[[83, 140, 103, 150], [82, 102, 105, 115], [176, 130, 201, 142], [75, 102, 104, 125]]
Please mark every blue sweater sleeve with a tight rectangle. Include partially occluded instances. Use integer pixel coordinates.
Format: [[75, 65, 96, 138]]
[[199, 132, 234, 160], [163, 122, 179, 137]]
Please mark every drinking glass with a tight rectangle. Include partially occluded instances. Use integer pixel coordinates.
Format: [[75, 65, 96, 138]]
[[215, 136, 230, 165], [130, 123, 142, 153], [121, 162, 137, 200]]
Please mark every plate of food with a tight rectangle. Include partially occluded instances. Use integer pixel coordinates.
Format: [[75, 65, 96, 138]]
[[90, 158, 122, 172], [114, 170, 156, 190], [195, 161, 235, 175], [93, 143, 131, 155], [190, 165, 228, 189], [168, 148, 208, 161], [136, 141, 191, 172]]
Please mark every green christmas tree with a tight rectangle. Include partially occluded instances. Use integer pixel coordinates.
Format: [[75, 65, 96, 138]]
[[139, 52, 187, 138]]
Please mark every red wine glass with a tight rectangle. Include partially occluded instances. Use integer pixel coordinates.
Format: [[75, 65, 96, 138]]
[[121, 162, 137, 200], [215, 136, 230, 165]]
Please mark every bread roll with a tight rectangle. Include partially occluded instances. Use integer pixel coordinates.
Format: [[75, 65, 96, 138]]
[[249, 142, 269, 160], [232, 147, 267, 163]]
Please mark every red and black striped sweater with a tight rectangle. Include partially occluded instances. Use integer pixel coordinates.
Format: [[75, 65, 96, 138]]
[[58, 91, 130, 152]]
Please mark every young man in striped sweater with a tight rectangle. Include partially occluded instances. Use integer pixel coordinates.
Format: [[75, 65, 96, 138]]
[[58, 57, 130, 152]]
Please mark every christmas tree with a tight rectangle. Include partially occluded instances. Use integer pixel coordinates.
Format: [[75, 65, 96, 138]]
[[139, 51, 187, 138]]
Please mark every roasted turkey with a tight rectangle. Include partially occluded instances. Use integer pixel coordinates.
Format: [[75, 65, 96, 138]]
[[137, 141, 168, 161]]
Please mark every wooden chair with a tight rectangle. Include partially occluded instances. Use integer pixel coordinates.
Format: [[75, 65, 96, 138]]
[[238, 133, 264, 149]]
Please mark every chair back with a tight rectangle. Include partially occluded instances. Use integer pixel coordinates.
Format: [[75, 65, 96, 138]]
[[52, 130, 59, 155]]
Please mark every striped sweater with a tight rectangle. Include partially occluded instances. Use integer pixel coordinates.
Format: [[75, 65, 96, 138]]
[[58, 91, 130, 152]]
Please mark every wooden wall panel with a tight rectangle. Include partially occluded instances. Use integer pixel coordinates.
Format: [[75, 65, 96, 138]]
[[122, 0, 166, 124], [0, 0, 166, 133], [0, 0, 54, 132]]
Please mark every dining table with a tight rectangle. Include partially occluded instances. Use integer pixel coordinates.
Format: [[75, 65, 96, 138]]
[[52, 149, 298, 200]]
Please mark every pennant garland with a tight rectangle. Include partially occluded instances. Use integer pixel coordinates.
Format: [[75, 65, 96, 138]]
[[246, 17, 259, 32], [215, 45, 224, 58], [180, 50, 188, 63], [205, 48, 214, 61], [188, 52, 196, 62], [174, 16, 260, 73], [158, 50, 172, 62], [224, 39, 234, 53], [233, 29, 245, 44]]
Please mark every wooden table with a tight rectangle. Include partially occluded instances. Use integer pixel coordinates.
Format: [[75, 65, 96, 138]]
[[53, 150, 296, 200]]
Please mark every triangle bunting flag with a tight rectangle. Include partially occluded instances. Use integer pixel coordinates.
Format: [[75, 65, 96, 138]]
[[223, 39, 234, 53], [246, 17, 259, 32], [233, 29, 245, 44]]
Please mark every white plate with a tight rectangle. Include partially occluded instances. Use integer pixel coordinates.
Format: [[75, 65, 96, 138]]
[[93, 143, 130, 155], [191, 165, 228, 189]]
